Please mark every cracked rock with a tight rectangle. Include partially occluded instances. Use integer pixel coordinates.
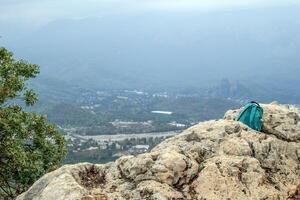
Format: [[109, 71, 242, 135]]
[[17, 103, 300, 200]]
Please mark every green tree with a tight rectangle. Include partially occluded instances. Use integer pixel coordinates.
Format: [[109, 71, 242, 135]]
[[0, 47, 66, 199]]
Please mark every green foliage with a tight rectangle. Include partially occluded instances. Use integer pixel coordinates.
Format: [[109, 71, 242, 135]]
[[45, 103, 103, 127], [0, 47, 66, 199]]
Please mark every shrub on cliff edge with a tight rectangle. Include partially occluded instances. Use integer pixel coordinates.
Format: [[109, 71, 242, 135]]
[[0, 47, 66, 199]]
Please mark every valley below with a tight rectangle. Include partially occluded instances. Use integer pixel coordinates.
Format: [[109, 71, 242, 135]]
[[30, 79, 300, 164]]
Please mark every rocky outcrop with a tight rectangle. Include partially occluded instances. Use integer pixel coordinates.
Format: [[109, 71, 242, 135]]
[[17, 103, 300, 200]]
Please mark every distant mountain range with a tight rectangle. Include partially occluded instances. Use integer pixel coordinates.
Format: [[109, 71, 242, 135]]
[[5, 6, 299, 91]]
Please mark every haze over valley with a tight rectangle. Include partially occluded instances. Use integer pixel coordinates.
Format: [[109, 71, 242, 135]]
[[1, 0, 300, 163]]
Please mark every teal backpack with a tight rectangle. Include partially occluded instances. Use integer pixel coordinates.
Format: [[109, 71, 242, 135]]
[[236, 101, 263, 131]]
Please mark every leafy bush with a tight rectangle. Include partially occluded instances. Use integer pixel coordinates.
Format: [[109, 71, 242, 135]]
[[0, 47, 66, 199]]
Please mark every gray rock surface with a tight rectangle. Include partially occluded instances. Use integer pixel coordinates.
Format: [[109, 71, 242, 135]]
[[17, 103, 300, 200]]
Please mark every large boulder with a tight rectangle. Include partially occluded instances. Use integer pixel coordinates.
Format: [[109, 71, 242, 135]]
[[224, 102, 300, 142], [17, 103, 300, 200]]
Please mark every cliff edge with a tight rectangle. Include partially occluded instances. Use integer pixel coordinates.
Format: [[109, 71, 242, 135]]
[[17, 102, 300, 200]]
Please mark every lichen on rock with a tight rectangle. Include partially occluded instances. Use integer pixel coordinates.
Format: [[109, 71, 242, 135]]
[[17, 103, 300, 200]]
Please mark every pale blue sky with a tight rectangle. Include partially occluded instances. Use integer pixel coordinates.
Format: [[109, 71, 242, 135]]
[[1, 0, 299, 27]]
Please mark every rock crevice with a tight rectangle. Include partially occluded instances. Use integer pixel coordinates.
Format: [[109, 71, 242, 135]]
[[17, 103, 300, 200]]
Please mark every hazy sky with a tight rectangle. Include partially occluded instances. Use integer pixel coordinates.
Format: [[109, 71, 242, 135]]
[[0, 0, 299, 90], [1, 0, 300, 27]]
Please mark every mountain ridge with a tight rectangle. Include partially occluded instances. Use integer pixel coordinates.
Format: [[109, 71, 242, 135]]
[[6, 6, 300, 90]]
